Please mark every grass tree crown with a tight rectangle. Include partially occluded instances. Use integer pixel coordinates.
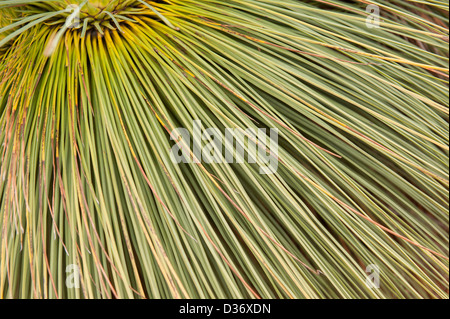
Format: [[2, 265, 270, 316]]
[[0, 0, 448, 299]]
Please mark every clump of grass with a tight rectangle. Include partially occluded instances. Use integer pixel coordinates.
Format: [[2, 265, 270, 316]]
[[0, 0, 448, 299]]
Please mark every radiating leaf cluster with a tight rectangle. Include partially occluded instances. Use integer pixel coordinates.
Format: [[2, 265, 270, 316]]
[[0, 0, 448, 299]]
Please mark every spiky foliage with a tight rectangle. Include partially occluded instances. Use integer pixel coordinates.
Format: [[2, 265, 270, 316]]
[[0, 0, 448, 299]]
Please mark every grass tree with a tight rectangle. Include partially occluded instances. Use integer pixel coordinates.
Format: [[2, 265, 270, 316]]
[[0, 0, 448, 299]]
